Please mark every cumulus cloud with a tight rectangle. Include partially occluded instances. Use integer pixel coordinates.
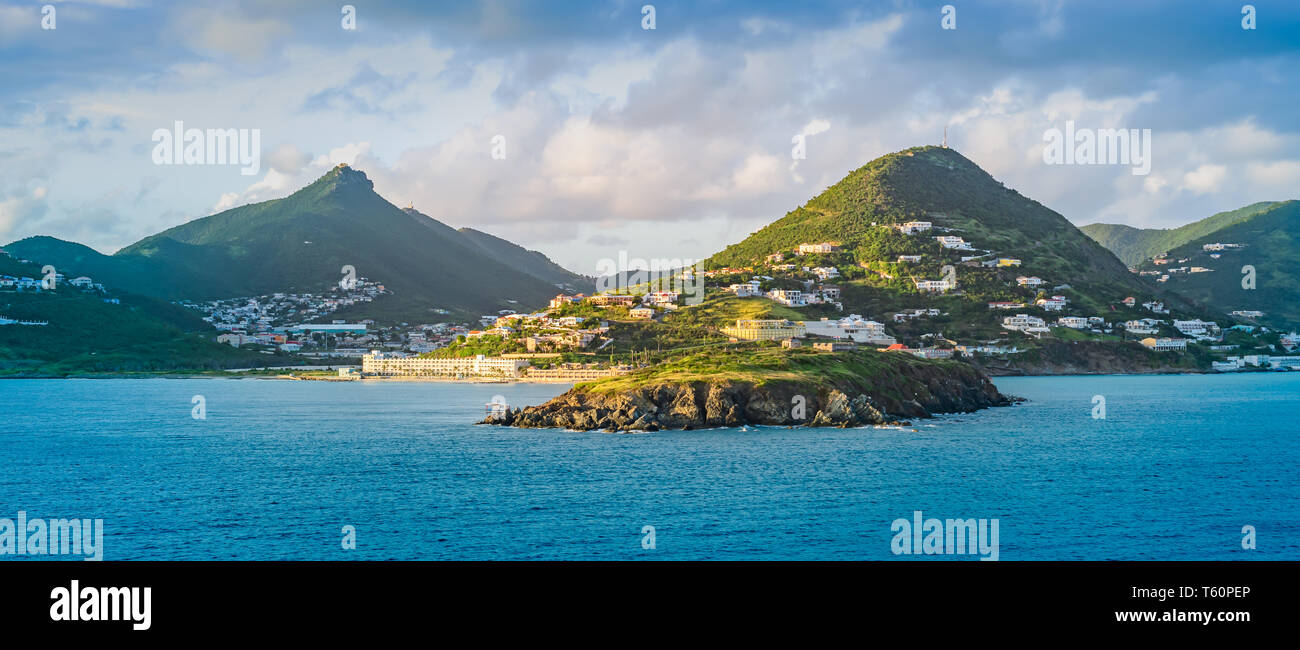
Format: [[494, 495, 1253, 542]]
[[1181, 164, 1228, 195], [266, 143, 311, 175]]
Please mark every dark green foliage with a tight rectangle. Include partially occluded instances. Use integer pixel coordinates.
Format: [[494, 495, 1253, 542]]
[[1081, 202, 1279, 266], [1085, 201, 1300, 327]]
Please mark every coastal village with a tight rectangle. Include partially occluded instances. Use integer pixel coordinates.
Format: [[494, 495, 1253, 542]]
[[5, 224, 1297, 379], [324, 220, 1297, 378]]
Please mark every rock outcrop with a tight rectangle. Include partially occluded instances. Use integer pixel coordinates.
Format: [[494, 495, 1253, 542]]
[[480, 363, 1016, 432]]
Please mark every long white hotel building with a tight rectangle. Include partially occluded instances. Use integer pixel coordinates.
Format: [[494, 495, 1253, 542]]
[[362, 351, 530, 378]]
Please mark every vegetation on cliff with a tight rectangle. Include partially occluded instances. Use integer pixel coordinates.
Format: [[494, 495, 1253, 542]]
[[482, 346, 1015, 431]]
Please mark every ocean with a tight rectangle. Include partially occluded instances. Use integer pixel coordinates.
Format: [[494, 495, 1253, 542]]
[[1, 374, 1296, 560]]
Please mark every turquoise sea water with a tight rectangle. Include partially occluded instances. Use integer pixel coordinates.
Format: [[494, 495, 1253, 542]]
[[0, 374, 1296, 560]]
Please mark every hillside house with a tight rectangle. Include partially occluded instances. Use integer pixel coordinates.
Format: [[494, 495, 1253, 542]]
[[935, 236, 973, 250], [1140, 337, 1188, 351], [769, 289, 806, 306], [914, 279, 954, 293], [797, 242, 838, 255]]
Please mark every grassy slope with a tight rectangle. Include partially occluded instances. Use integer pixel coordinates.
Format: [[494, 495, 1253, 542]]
[[662, 294, 805, 328], [581, 344, 978, 401]]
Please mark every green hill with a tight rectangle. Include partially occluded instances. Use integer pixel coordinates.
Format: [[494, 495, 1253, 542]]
[[5, 165, 574, 322], [1114, 201, 1300, 328], [1081, 201, 1281, 267], [0, 254, 269, 375], [705, 146, 1180, 321]]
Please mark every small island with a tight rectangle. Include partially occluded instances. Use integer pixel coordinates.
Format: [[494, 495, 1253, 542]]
[[479, 346, 1017, 432]]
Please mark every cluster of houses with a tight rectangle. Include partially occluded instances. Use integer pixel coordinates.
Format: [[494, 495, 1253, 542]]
[[0, 272, 107, 294], [725, 280, 844, 310], [550, 289, 681, 318], [188, 278, 387, 334], [996, 307, 1225, 345], [252, 321, 473, 358], [1141, 246, 1238, 283], [457, 290, 700, 353], [720, 312, 1025, 360], [466, 307, 613, 352], [185, 277, 477, 356], [1119, 317, 1221, 341], [1211, 354, 1300, 372], [1, 269, 117, 326]]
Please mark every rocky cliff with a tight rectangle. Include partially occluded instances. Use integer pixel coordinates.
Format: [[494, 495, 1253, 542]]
[[481, 361, 1016, 432]]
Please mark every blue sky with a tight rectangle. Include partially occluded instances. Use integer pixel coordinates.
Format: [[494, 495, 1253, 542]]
[[2, 0, 1299, 273]]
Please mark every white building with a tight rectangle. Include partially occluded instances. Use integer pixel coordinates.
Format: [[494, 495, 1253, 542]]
[[769, 289, 806, 307], [642, 291, 679, 306], [935, 236, 973, 250], [914, 279, 954, 293], [1017, 276, 1044, 287], [1002, 313, 1049, 335], [1036, 296, 1068, 311], [1140, 337, 1188, 352], [1056, 316, 1089, 329], [898, 221, 932, 235], [362, 351, 530, 378], [797, 242, 837, 255], [1173, 319, 1220, 339], [802, 315, 895, 345], [1124, 319, 1161, 335], [728, 280, 763, 297]]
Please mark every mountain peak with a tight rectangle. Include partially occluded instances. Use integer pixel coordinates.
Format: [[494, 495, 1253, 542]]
[[303, 163, 375, 195]]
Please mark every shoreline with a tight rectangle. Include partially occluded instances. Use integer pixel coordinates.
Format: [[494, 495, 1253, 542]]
[[2, 368, 1289, 381]]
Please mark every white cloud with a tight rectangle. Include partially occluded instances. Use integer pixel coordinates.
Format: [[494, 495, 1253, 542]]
[[266, 143, 311, 175], [1181, 164, 1228, 195]]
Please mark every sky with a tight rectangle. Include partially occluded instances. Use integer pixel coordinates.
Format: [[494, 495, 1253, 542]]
[[2, 0, 1299, 275]]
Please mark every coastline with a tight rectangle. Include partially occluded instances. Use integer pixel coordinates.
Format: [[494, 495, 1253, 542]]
[[5, 367, 1283, 380]]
